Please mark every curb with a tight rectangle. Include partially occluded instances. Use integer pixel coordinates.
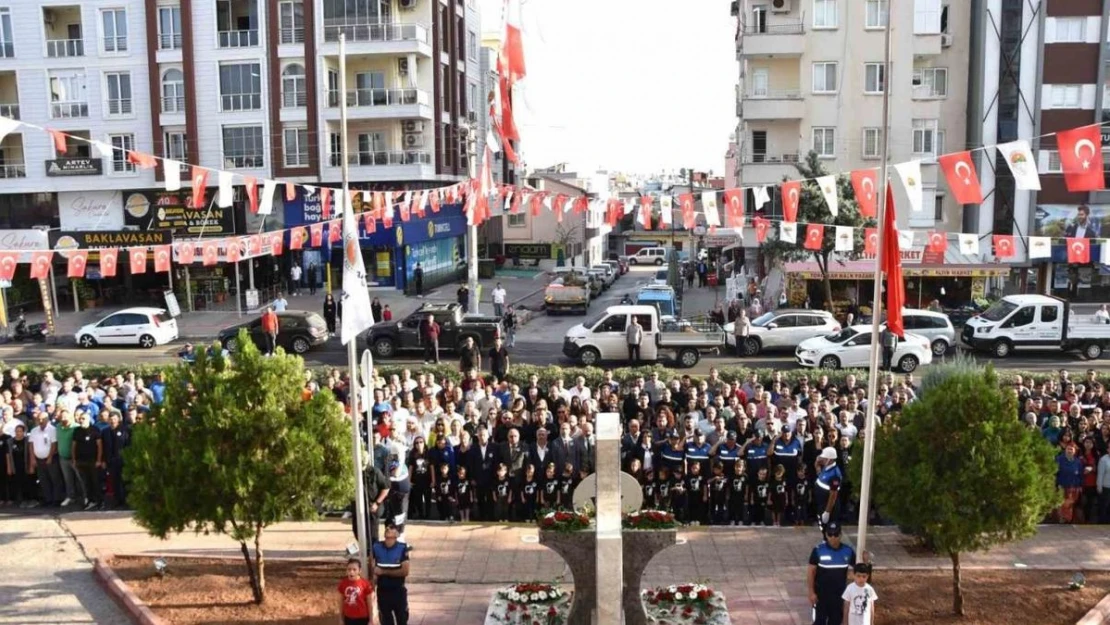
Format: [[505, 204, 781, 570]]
[[1077, 591, 1110, 625], [93, 556, 168, 625]]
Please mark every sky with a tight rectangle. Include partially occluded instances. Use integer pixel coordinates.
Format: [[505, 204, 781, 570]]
[[478, 0, 738, 176]]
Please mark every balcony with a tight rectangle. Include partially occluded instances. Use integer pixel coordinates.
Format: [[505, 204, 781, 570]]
[[329, 151, 431, 167], [739, 20, 804, 57], [324, 88, 432, 120], [51, 101, 89, 119], [742, 89, 804, 120], [43, 5, 84, 57], [219, 30, 259, 48], [106, 99, 132, 116], [323, 23, 428, 45], [0, 164, 25, 179], [740, 151, 800, 185], [0, 72, 18, 120], [280, 27, 305, 45], [158, 33, 182, 50], [46, 39, 84, 58], [217, 0, 258, 48], [161, 95, 186, 113]]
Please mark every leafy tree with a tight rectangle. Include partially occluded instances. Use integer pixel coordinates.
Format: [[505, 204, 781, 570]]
[[850, 363, 1058, 616], [125, 330, 354, 604], [760, 151, 876, 309]]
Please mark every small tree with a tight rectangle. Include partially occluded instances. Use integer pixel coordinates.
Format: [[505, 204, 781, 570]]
[[760, 151, 875, 309], [125, 330, 354, 603], [852, 363, 1058, 616]]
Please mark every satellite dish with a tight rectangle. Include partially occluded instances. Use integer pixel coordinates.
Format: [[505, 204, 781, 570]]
[[572, 472, 644, 514]]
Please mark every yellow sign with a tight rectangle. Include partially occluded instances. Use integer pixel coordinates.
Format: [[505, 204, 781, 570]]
[[427, 220, 435, 240], [395, 225, 404, 247]]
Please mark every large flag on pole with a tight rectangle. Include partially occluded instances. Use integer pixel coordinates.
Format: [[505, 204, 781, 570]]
[[882, 184, 905, 338], [341, 193, 375, 345]]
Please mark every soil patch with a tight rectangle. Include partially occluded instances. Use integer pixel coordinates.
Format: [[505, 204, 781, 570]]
[[876, 569, 1110, 625]]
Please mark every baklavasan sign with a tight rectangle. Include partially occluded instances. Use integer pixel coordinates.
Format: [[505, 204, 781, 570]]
[[0, 230, 49, 262], [57, 190, 124, 231]]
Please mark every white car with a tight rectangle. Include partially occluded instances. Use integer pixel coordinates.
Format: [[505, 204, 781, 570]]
[[795, 325, 933, 373], [724, 309, 841, 356], [76, 307, 178, 349]]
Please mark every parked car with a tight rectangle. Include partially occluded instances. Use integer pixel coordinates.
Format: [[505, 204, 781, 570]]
[[962, 294, 1110, 359], [545, 273, 592, 315], [620, 247, 668, 266], [589, 266, 615, 289], [723, 309, 841, 356], [367, 302, 503, 358], [562, 305, 725, 368], [218, 311, 329, 355], [856, 308, 956, 357], [601, 259, 624, 278], [795, 325, 933, 373], [76, 307, 178, 349], [652, 269, 669, 286], [636, 284, 680, 320]]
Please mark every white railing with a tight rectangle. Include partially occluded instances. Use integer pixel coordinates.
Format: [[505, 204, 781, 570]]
[[745, 152, 799, 164], [327, 88, 428, 108], [158, 33, 182, 50], [322, 23, 428, 44], [280, 27, 304, 44], [282, 90, 307, 108], [46, 39, 84, 57], [161, 96, 185, 113], [745, 88, 802, 99], [222, 154, 264, 169], [107, 99, 132, 115], [51, 101, 89, 119], [329, 150, 431, 167], [0, 103, 18, 119], [220, 93, 262, 111], [218, 29, 259, 48], [741, 19, 804, 35], [103, 36, 127, 52], [0, 164, 26, 178]]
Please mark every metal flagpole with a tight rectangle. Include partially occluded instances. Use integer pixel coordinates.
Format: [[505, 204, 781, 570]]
[[340, 33, 370, 576], [466, 125, 479, 314], [855, 0, 894, 557]]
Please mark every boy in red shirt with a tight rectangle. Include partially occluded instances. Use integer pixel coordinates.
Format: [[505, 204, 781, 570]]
[[337, 558, 374, 625]]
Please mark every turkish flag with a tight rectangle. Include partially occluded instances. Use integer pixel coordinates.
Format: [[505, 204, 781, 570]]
[[803, 224, 824, 250], [129, 248, 148, 275], [641, 201, 652, 230], [864, 227, 879, 255], [1067, 237, 1091, 264], [926, 231, 948, 254], [226, 239, 242, 263], [381, 204, 393, 229], [286, 182, 296, 202], [850, 170, 878, 218], [190, 167, 209, 209], [48, 129, 67, 154], [127, 151, 158, 170], [753, 217, 770, 243], [781, 181, 801, 223], [202, 241, 219, 266], [574, 197, 589, 214], [0, 252, 18, 281], [321, 187, 332, 219], [553, 194, 569, 214], [153, 245, 172, 273], [1057, 125, 1106, 192], [29, 251, 53, 280], [100, 249, 118, 277], [329, 220, 342, 244], [938, 151, 984, 204], [531, 192, 544, 217], [310, 223, 324, 247], [399, 194, 411, 222], [176, 243, 195, 264], [993, 234, 1016, 258], [430, 189, 442, 213], [678, 193, 695, 229], [245, 177, 259, 213], [268, 232, 284, 256], [290, 227, 306, 250], [723, 189, 745, 228], [363, 212, 377, 234], [67, 251, 89, 279], [881, 184, 905, 337], [246, 235, 262, 257]]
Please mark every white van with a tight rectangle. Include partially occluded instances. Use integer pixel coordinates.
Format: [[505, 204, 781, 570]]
[[962, 294, 1110, 359], [621, 247, 668, 266], [562, 305, 724, 367]]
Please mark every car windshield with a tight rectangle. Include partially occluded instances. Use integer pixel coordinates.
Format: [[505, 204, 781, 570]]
[[751, 312, 776, 327], [981, 299, 1019, 322], [824, 327, 859, 343]]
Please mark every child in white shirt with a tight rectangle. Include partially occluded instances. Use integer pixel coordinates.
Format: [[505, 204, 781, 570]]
[[842, 562, 878, 625]]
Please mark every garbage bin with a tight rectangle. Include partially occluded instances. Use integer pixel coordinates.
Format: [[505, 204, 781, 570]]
[[478, 259, 496, 279], [707, 272, 718, 287]]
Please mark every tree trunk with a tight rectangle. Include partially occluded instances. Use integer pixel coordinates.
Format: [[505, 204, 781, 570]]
[[239, 540, 263, 604], [817, 252, 834, 311], [254, 526, 266, 604], [950, 551, 964, 616]]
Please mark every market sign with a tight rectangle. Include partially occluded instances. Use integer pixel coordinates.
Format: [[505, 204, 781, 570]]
[[122, 190, 236, 236], [504, 243, 553, 259], [45, 157, 103, 176], [49, 230, 173, 250]]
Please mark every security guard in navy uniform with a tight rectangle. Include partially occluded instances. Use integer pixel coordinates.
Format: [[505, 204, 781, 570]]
[[373, 525, 411, 625], [659, 430, 686, 473], [683, 430, 711, 476], [813, 447, 843, 531], [806, 522, 855, 625], [742, 431, 770, 479]]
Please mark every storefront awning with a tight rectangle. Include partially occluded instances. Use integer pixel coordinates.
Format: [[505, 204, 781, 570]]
[[784, 260, 1011, 280]]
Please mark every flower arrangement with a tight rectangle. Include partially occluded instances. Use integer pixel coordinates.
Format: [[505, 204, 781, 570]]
[[488, 582, 570, 625], [641, 584, 729, 625], [501, 582, 566, 604], [623, 509, 677, 530], [536, 509, 592, 532]]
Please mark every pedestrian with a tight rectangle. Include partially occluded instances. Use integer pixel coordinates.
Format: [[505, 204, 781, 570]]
[[492, 282, 507, 317], [28, 413, 63, 507], [261, 307, 280, 356], [457, 284, 470, 308], [489, 336, 510, 380], [273, 292, 289, 312], [7, 424, 35, 507], [382, 305, 393, 322], [324, 293, 340, 336], [880, 327, 897, 372], [103, 410, 129, 508], [1097, 446, 1110, 523], [72, 411, 103, 511], [353, 460, 390, 547], [503, 305, 517, 347], [734, 310, 751, 357], [337, 557, 374, 625], [290, 263, 302, 296], [308, 262, 318, 296], [626, 316, 643, 363], [55, 409, 83, 507], [372, 525, 410, 625], [385, 461, 411, 541], [842, 563, 877, 625], [371, 298, 383, 324], [686, 264, 695, 289], [419, 314, 440, 364], [1096, 304, 1110, 324], [814, 447, 843, 530], [458, 336, 481, 374], [413, 263, 424, 297], [807, 522, 856, 625]]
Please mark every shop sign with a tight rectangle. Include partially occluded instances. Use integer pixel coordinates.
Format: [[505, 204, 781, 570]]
[[504, 243, 553, 259], [0, 230, 49, 262], [283, 186, 325, 225], [45, 157, 102, 177], [122, 190, 236, 236], [49, 230, 173, 250], [58, 190, 125, 231]]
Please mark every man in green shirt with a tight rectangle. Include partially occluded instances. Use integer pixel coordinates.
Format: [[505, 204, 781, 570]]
[[55, 409, 83, 507]]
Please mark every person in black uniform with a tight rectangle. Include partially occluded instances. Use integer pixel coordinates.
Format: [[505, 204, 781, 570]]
[[641, 468, 657, 508], [493, 463, 511, 522], [435, 463, 454, 521], [807, 522, 856, 625], [72, 413, 103, 511], [685, 461, 707, 525], [102, 411, 130, 508], [454, 465, 473, 522], [373, 526, 410, 625], [353, 462, 390, 546], [793, 464, 811, 527], [6, 425, 33, 506], [557, 462, 578, 510], [708, 462, 729, 525], [540, 463, 559, 510], [749, 466, 770, 526], [407, 438, 431, 520], [517, 463, 538, 522], [413, 263, 424, 296], [670, 466, 688, 523]]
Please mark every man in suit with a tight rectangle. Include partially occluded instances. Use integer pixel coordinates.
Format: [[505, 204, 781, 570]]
[[620, 419, 643, 469], [530, 427, 555, 472], [575, 421, 597, 476], [466, 427, 498, 521], [498, 428, 530, 483], [551, 421, 582, 475], [1066, 205, 1100, 239]]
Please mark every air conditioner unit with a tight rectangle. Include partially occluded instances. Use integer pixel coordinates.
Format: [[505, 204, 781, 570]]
[[402, 120, 424, 133], [770, 0, 791, 13], [403, 132, 425, 148], [399, 0, 417, 9], [941, 33, 953, 47], [397, 58, 409, 75]]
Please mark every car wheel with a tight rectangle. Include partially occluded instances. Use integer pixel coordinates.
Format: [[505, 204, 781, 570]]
[[629, 259, 638, 266], [139, 334, 156, 349], [79, 334, 98, 349], [818, 355, 840, 370], [678, 348, 700, 368], [742, 337, 761, 357], [224, 337, 238, 352], [373, 337, 397, 358], [1083, 342, 1104, 360], [291, 336, 311, 354], [578, 347, 600, 366], [898, 354, 920, 373], [654, 258, 664, 266], [930, 339, 948, 357], [991, 340, 1012, 358]]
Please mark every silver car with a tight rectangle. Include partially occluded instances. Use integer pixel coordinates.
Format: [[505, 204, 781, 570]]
[[900, 309, 956, 356], [723, 309, 841, 356]]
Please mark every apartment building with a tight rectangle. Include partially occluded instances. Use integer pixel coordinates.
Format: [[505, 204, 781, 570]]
[[731, 0, 969, 231]]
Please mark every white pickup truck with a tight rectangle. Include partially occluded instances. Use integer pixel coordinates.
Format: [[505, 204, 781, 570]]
[[961, 294, 1110, 360], [562, 305, 725, 368]]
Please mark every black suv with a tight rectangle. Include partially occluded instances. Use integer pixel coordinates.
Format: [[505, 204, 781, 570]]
[[218, 311, 329, 355], [367, 302, 503, 358]]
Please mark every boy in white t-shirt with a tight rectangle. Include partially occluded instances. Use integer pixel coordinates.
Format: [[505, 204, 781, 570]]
[[842, 562, 877, 625]]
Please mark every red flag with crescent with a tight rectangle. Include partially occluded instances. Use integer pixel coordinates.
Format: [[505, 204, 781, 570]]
[[268, 232, 284, 256], [850, 170, 878, 218], [363, 212, 377, 234], [926, 231, 948, 254], [310, 223, 324, 247], [320, 187, 332, 220], [938, 151, 984, 204], [553, 194, 569, 214], [67, 250, 89, 278], [882, 184, 905, 338], [0, 252, 18, 281], [781, 181, 801, 223], [99, 249, 118, 277], [723, 189, 745, 228], [153, 245, 172, 273], [804, 224, 824, 250], [1067, 237, 1091, 264], [127, 151, 158, 170], [1057, 125, 1106, 192], [190, 167, 209, 209], [290, 226, 306, 250], [286, 182, 297, 202], [246, 235, 262, 257], [176, 242, 196, 265], [226, 240, 241, 264], [675, 193, 693, 229], [753, 217, 769, 243], [530, 192, 544, 217], [864, 227, 879, 255], [129, 248, 148, 274], [329, 219, 342, 244], [640, 200, 653, 230], [29, 251, 53, 280], [992, 234, 1015, 258], [430, 189, 441, 213], [201, 241, 219, 266], [245, 177, 259, 213], [48, 129, 67, 154]]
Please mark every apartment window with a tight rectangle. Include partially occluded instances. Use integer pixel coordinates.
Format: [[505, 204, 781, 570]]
[[0, 8, 12, 58], [49, 71, 89, 119], [812, 127, 836, 157], [507, 213, 526, 227], [221, 125, 264, 168], [104, 72, 132, 116], [1054, 17, 1085, 43], [467, 30, 478, 60], [936, 129, 946, 158], [813, 0, 838, 28], [865, 0, 888, 28], [1050, 84, 1082, 109], [279, 1, 305, 44], [812, 62, 838, 93], [164, 130, 188, 164], [912, 67, 948, 98], [101, 9, 128, 53], [329, 132, 341, 166], [356, 131, 386, 164], [283, 126, 309, 167], [864, 63, 885, 94], [281, 64, 306, 108], [912, 118, 939, 156], [158, 6, 182, 50], [161, 69, 185, 113], [468, 82, 480, 118], [1046, 151, 1062, 173], [109, 133, 135, 173], [322, 0, 392, 26], [862, 128, 883, 159], [219, 63, 262, 111], [933, 191, 944, 222], [914, 0, 941, 34]]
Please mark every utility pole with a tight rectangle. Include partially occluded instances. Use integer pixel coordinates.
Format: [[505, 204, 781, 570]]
[[465, 124, 480, 315]]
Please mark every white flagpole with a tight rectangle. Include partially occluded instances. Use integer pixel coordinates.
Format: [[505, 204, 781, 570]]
[[340, 33, 370, 576], [855, 0, 894, 557]]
